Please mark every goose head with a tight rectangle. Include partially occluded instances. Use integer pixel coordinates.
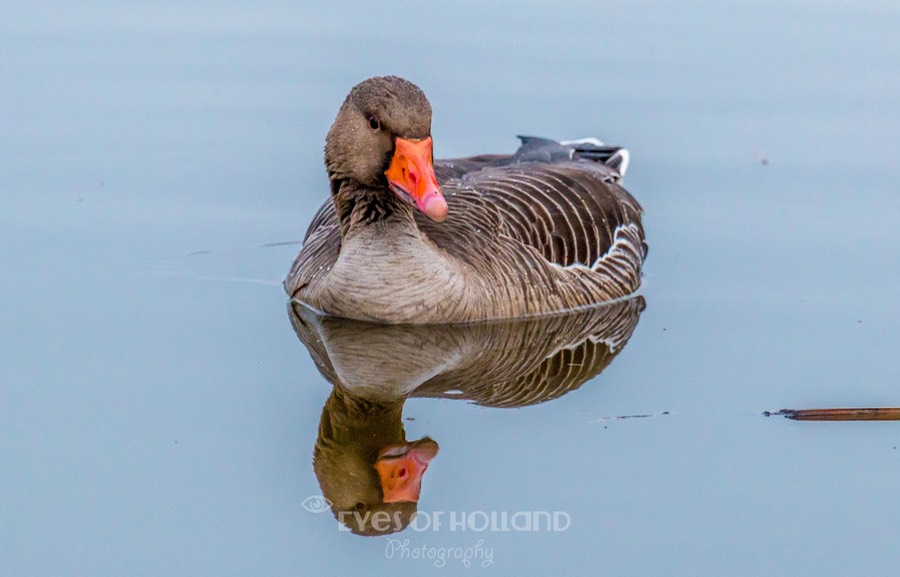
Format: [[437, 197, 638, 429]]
[[324, 76, 448, 222]]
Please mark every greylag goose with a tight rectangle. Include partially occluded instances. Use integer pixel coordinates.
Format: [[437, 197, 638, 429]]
[[286, 76, 646, 324]]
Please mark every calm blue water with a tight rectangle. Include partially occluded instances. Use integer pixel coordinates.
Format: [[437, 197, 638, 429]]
[[3, 2, 899, 575]]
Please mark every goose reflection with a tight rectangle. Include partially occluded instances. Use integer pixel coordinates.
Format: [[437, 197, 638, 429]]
[[289, 296, 645, 535]]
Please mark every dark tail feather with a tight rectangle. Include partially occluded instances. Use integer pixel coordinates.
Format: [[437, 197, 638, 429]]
[[565, 140, 630, 177], [516, 136, 630, 178]]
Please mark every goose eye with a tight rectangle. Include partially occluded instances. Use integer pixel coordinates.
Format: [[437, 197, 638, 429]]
[[368, 116, 380, 131]]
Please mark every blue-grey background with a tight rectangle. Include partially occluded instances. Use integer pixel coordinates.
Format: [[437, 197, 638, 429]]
[[2, 1, 899, 575]]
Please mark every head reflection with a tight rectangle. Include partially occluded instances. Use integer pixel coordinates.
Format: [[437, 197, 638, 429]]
[[312, 385, 436, 535], [289, 296, 645, 535]]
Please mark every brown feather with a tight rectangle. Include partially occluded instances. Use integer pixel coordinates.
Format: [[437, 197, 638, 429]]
[[285, 77, 646, 324]]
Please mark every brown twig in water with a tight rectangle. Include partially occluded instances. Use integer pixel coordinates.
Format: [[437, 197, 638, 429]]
[[766, 408, 900, 421]]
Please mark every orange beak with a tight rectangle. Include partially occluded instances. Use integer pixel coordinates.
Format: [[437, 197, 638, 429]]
[[384, 137, 448, 222], [374, 439, 439, 503]]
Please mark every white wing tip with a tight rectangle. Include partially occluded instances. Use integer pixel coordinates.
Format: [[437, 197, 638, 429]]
[[559, 138, 629, 178], [610, 148, 629, 178]]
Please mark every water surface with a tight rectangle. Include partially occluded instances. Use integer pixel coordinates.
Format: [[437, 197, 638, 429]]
[[3, 1, 900, 575]]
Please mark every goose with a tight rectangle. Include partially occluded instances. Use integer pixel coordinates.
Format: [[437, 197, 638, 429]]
[[285, 76, 646, 324]]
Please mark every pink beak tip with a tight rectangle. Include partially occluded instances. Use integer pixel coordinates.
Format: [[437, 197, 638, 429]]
[[422, 194, 448, 222]]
